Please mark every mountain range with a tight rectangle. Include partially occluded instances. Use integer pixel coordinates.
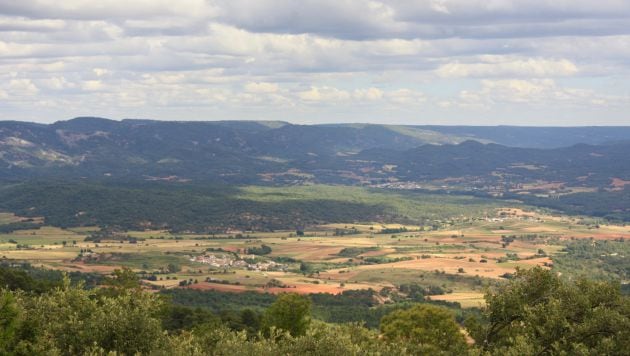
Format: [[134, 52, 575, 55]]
[[1, 117, 629, 188]]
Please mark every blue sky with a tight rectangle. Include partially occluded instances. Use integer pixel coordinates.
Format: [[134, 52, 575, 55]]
[[1, 0, 629, 125]]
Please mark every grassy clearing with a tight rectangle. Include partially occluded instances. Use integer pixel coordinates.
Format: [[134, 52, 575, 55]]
[[238, 185, 509, 222]]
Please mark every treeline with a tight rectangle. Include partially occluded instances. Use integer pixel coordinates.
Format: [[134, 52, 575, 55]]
[[0, 266, 627, 355]]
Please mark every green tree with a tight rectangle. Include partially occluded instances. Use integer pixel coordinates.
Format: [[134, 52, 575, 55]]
[[466, 267, 630, 355], [103, 267, 140, 289], [0, 266, 57, 293], [299, 262, 310, 274], [9, 277, 165, 355], [240, 308, 261, 335], [0, 291, 20, 353], [167, 263, 181, 273], [380, 304, 468, 355], [98, 267, 141, 298], [263, 293, 311, 337]]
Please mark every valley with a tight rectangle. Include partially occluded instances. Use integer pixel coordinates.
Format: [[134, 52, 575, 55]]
[[2, 206, 627, 309], [4, 1, 630, 352], [0, 119, 628, 353]]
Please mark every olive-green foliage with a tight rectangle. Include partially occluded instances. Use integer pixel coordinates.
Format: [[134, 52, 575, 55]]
[[0, 265, 61, 293], [262, 293, 312, 337], [1, 266, 629, 355], [380, 304, 468, 355], [0, 291, 20, 353], [160, 304, 221, 333], [99, 267, 141, 296], [466, 267, 630, 355], [6, 278, 164, 355], [162, 321, 409, 356]]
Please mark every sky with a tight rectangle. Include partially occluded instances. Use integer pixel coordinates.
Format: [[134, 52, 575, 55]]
[[0, 0, 629, 126]]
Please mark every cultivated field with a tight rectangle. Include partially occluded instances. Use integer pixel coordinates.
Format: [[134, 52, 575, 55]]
[[1, 208, 628, 307]]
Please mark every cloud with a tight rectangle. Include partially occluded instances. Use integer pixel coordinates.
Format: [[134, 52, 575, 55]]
[[354, 87, 384, 101], [212, 0, 403, 40], [384, 89, 426, 104], [0, 0, 216, 21], [0, 1, 629, 124], [436, 57, 578, 78], [297, 86, 351, 102], [207, 1, 630, 41], [454, 79, 625, 109], [244, 82, 279, 93], [8, 78, 39, 96]]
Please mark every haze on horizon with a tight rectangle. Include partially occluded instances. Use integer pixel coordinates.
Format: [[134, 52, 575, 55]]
[[1, 0, 629, 126]]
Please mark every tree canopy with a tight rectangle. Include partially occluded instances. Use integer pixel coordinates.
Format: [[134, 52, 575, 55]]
[[466, 267, 630, 355], [381, 303, 468, 355], [262, 293, 312, 337]]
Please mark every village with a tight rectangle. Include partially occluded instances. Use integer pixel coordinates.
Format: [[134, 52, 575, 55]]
[[190, 253, 287, 272]]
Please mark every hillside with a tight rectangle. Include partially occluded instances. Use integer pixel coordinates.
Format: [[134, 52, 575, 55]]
[[414, 125, 630, 148], [1, 118, 630, 189]]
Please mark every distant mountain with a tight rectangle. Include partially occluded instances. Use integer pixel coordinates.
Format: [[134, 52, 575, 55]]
[[347, 140, 630, 187], [1, 117, 629, 187], [0, 117, 478, 181], [411, 125, 630, 148]]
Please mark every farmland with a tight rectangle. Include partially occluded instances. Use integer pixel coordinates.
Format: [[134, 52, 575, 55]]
[[2, 206, 627, 309]]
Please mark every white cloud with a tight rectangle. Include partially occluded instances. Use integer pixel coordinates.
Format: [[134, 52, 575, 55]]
[[8, 78, 39, 95], [385, 89, 426, 104], [39, 76, 71, 90], [0, 1, 629, 124], [81, 80, 103, 91], [455, 79, 626, 109], [353, 87, 383, 101], [244, 82, 279, 94], [297, 86, 351, 102], [436, 57, 578, 78]]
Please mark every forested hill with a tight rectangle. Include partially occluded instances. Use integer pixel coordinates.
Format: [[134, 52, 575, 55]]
[[1, 117, 630, 187]]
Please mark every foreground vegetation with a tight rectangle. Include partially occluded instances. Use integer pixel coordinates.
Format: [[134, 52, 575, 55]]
[[0, 266, 627, 355]]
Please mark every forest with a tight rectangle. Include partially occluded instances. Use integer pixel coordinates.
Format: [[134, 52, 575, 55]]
[[0, 265, 627, 355], [0, 181, 504, 232]]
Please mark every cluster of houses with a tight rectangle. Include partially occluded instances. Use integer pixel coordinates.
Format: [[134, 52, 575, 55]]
[[246, 260, 286, 272], [190, 254, 244, 268], [189, 253, 286, 271], [371, 179, 516, 196]]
